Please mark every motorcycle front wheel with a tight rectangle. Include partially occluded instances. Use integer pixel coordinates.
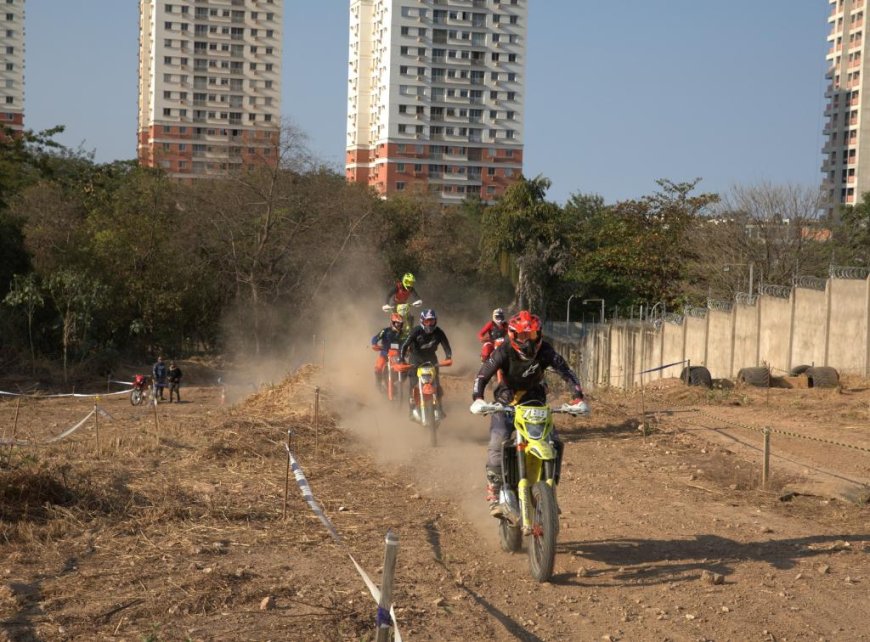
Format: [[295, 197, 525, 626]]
[[499, 518, 522, 553], [130, 389, 143, 406], [528, 481, 558, 582]]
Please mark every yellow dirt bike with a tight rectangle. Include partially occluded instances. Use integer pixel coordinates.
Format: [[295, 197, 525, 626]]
[[474, 400, 588, 582]]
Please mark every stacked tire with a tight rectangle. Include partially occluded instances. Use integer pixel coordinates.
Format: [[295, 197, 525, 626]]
[[679, 366, 712, 388], [737, 367, 770, 387]]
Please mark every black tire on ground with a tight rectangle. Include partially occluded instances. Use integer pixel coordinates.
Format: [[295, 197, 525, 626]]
[[528, 482, 558, 582], [789, 364, 812, 376], [679, 366, 713, 388], [806, 366, 839, 389], [499, 519, 522, 553], [737, 367, 770, 387]]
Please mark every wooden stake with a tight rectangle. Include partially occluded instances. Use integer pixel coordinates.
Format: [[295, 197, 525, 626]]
[[6, 396, 22, 463], [375, 530, 400, 642], [762, 428, 771, 488], [283, 430, 292, 519], [93, 400, 101, 457], [152, 396, 160, 447], [315, 387, 321, 454]]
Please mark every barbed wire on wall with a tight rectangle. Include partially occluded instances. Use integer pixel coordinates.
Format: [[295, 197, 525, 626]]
[[734, 292, 757, 305], [663, 313, 684, 325], [829, 265, 870, 279], [758, 283, 792, 299], [706, 298, 733, 313], [684, 306, 708, 319], [793, 275, 827, 291]]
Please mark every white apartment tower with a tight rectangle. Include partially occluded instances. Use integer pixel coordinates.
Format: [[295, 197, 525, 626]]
[[138, 0, 283, 178], [823, 0, 868, 212], [347, 0, 527, 203], [0, 0, 25, 133]]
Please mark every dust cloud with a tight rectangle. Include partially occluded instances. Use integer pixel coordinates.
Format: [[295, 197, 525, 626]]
[[219, 251, 515, 544]]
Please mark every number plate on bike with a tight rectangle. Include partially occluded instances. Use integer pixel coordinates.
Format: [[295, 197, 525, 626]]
[[522, 407, 548, 422]]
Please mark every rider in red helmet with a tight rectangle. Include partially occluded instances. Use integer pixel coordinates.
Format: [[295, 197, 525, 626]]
[[470, 310, 587, 517], [477, 307, 508, 362], [371, 313, 406, 390]]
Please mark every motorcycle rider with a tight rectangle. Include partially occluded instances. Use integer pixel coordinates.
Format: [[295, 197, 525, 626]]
[[383, 272, 422, 311], [398, 308, 452, 421], [477, 307, 508, 362], [371, 313, 406, 391], [470, 310, 588, 517]]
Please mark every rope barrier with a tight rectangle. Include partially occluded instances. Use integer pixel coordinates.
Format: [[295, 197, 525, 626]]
[[285, 444, 402, 642], [0, 389, 131, 399], [0, 408, 96, 446]]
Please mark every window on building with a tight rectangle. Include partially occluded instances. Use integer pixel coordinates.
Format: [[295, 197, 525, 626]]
[[396, 182, 406, 191]]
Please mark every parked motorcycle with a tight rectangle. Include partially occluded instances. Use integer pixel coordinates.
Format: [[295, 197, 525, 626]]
[[130, 374, 151, 406], [395, 358, 452, 446], [473, 400, 588, 582]]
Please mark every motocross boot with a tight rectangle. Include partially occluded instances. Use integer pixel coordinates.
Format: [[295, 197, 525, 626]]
[[485, 467, 505, 518]]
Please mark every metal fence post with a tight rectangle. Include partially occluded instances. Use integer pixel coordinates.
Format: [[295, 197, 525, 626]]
[[283, 430, 292, 519]]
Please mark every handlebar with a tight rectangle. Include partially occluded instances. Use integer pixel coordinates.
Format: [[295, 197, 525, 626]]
[[472, 402, 590, 417], [391, 358, 452, 373]]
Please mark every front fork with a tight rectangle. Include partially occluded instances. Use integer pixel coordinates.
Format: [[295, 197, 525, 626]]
[[516, 441, 557, 535]]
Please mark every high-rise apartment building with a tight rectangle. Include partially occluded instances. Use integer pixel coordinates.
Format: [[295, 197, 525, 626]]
[[346, 0, 527, 204], [0, 0, 25, 133], [138, 0, 283, 178], [822, 0, 868, 212]]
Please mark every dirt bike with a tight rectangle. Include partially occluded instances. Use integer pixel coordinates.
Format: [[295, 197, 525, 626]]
[[395, 358, 452, 446], [130, 374, 151, 406], [474, 400, 588, 582]]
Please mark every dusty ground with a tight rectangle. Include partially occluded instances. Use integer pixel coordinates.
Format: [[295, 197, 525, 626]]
[[0, 362, 868, 641]]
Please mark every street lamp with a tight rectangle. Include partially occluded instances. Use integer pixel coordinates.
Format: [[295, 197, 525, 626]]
[[723, 262, 755, 295], [583, 298, 605, 324]]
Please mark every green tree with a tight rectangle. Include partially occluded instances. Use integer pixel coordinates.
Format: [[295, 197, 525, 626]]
[[46, 269, 108, 383], [3, 273, 44, 373], [481, 175, 575, 313]]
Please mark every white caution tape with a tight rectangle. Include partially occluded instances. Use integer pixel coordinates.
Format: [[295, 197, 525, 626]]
[[0, 409, 96, 446], [0, 389, 132, 399], [286, 445, 402, 642]]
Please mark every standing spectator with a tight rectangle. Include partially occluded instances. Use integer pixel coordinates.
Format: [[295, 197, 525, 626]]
[[152, 356, 167, 401], [168, 361, 183, 403]]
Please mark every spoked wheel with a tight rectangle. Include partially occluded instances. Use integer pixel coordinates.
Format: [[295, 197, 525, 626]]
[[528, 481, 558, 582], [421, 401, 437, 447], [130, 389, 144, 406], [499, 518, 522, 553]]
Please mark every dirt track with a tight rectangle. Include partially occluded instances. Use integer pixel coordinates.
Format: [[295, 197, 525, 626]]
[[0, 366, 869, 641]]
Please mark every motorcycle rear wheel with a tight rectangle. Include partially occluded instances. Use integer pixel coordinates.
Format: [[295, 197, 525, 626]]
[[499, 518, 522, 553], [528, 481, 558, 582], [130, 389, 143, 406]]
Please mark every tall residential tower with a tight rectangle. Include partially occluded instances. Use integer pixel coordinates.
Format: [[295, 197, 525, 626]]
[[822, 0, 868, 212], [137, 0, 283, 178], [1, 0, 25, 133], [346, 0, 527, 203]]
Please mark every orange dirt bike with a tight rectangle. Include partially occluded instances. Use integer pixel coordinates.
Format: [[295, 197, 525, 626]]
[[394, 358, 452, 446]]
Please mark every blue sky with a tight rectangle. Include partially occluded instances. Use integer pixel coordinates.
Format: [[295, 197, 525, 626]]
[[24, 1, 829, 204]]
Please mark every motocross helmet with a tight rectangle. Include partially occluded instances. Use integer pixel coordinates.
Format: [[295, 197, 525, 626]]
[[402, 272, 416, 289], [492, 307, 506, 325], [420, 308, 437, 334], [507, 310, 542, 360], [390, 313, 404, 332]]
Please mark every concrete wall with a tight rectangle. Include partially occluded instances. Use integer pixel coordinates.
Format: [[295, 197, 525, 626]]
[[733, 303, 759, 375], [660, 321, 685, 379], [827, 278, 869, 372], [790, 287, 827, 370], [757, 296, 792, 374], [577, 275, 870, 389], [705, 310, 732, 377], [684, 315, 707, 367]]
